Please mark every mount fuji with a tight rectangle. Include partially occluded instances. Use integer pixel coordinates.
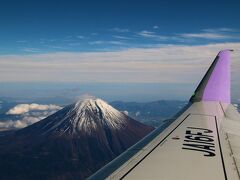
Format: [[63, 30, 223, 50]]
[[0, 98, 154, 180]]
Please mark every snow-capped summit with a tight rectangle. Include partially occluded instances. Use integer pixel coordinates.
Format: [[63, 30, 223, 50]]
[[74, 98, 123, 120], [21, 98, 134, 136], [72, 98, 127, 131], [0, 98, 154, 180]]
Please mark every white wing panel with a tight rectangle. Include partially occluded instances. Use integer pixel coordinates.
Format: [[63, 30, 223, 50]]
[[105, 102, 239, 180], [122, 114, 225, 180]]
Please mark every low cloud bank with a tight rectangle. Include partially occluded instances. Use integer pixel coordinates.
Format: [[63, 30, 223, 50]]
[[0, 103, 62, 130], [7, 103, 61, 115], [0, 116, 43, 129]]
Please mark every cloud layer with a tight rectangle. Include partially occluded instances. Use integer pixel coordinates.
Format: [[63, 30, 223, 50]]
[[0, 43, 240, 84]]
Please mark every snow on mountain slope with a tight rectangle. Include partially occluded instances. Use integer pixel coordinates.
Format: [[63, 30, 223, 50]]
[[20, 98, 140, 136]]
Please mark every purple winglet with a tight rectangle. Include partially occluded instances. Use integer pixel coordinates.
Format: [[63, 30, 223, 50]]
[[202, 50, 231, 103]]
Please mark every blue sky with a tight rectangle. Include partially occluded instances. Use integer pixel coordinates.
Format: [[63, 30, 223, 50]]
[[0, 0, 240, 54], [0, 0, 240, 102]]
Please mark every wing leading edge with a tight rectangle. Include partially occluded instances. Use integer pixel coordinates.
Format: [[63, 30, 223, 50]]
[[88, 50, 240, 180]]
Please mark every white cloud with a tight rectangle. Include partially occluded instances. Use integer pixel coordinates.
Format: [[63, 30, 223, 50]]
[[16, 40, 27, 43], [89, 40, 124, 45], [111, 28, 129, 33], [179, 27, 240, 40], [122, 111, 128, 115], [180, 33, 232, 39], [138, 30, 155, 37], [112, 35, 131, 40], [88, 41, 105, 45], [137, 30, 168, 40], [76, 94, 96, 101], [68, 43, 82, 46], [0, 116, 43, 129], [91, 33, 98, 36], [203, 28, 236, 33], [0, 116, 46, 129], [77, 35, 84, 39], [0, 103, 62, 130], [44, 45, 69, 50], [0, 43, 240, 85], [22, 48, 41, 53], [153, 25, 159, 29], [135, 111, 140, 116], [7, 103, 62, 115]]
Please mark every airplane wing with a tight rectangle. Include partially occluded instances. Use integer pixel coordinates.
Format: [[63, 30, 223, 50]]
[[88, 50, 240, 180]]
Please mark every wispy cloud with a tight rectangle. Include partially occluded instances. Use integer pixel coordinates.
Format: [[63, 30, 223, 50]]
[[43, 45, 69, 50], [88, 41, 105, 45], [77, 35, 85, 39], [138, 30, 156, 37], [39, 38, 57, 44], [180, 33, 232, 39], [21, 28, 240, 54], [68, 42, 82, 46], [16, 40, 27, 43], [63, 36, 76, 42], [137, 30, 168, 40], [22, 48, 41, 53], [111, 28, 129, 33], [203, 28, 236, 33], [89, 40, 124, 45], [112, 35, 132, 40], [180, 28, 239, 40]]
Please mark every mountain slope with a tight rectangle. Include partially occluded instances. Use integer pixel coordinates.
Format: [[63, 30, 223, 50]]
[[0, 98, 154, 180]]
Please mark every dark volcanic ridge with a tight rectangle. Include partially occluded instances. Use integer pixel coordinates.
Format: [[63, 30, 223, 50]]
[[0, 98, 154, 180]]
